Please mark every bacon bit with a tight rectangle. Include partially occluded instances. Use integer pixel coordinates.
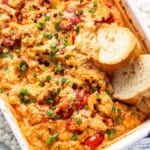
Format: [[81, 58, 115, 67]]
[[106, 1, 114, 8], [66, 119, 81, 133], [59, 8, 81, 31], [75, 91, 89, 109], [72, 32, 76, 44], [15, 10, 20, 17], [84, 134, 104, 150], [94, 14, 114, 26], [2, 0, 8, 4], [53, 13, 58, 18], [39, 0, 50, 5], [23, 14, 28, 20], [34, 14, 42, 23], [4, 22, 9, 28], [2, 38, 15, 47], [56, 103, 73, 119], [0, 47, 3, 53]]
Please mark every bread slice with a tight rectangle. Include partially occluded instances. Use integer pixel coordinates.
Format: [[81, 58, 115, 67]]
[[112, 55, 150, 104], [97, 25, 141, 71]]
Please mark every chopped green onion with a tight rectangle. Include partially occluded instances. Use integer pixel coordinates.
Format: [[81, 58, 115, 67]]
[[117, 109, 122, 116], [55, 80, 59, 85], [56, 65, 62, 72], [97, 95, 101, 100], [105, 90, 113, 99], [64, 55, 70, 60], [38, 82, 45, 87], [84, 105, 89, 110], [46, 75, 51, 81], [29, 5, 34, 11], [54, 14, 62, 24], [43, 32, 53, 39], [57, 88, 61, 93], [54, 33, 58, 39], [75, 26, 80, 34], [111, 106, 116, 113], [71, 134, 78, 141], [106, 129, 116, 139], [53, 4, 58, 9], [76, 118, 82, 124], [115, 116, 121, 123], [93, 2, 97, 7], [71, 113, 75, 119], [91, 86, 97, 93], [131, 111, 137, 116], [51, 42, 56, 49], [19, 61, 27, 72], [46, 110, 57, 118], [46, 133, 58, 147], [47, 99, 54, 103], [37, 22, 45, 30], [0, 52, 13, 58], [33, 72, 37, 78], [88, 8, 96, 14], [61, 77, 67, 83], [70, 96, 75, 105], [62, 39, 68, 48], [51, 106, 56, 110], [20, 98, 30, 104], [36, 41, 42, 46], [75, 10, 79, 15], [55, 24, 60, 32], [0, 87, 5, 93], [22, 38, 29, 44], [15, 49, 20, 53], [44, 16, 50, 21], [19, 88, 30, 97]]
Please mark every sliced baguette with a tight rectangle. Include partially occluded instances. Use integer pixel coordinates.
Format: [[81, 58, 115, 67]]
[[112, 55, 150, 104], [97, 25, 141, 71]]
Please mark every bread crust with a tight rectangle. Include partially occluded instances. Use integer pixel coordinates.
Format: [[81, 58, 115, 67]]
[[97, 25, 142, 71], [113, 55, 150, 105]]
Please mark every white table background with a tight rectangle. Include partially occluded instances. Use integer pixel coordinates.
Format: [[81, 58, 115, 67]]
[[0, 0, 150, 149]]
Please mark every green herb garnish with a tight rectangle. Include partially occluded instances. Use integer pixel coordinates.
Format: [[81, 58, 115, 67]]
[[37, 22, 45, 30], [19, 88, 30, 97], [0, 52, 13, 58], [62, 39, 68, 48], [0, 87, 5, 93], [44, 15, 50, 21], [71, 134, 78, 141], [112, 106, 116, 113], [46, 133, 58, 147], [43, 32, 53, 39], [38, 82, 45, 87], [46, 75, 51, 81], [76, 118, 82, 124]]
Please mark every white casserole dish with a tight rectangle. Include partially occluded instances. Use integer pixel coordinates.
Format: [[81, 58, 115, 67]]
[[0, 0, 150, 150]]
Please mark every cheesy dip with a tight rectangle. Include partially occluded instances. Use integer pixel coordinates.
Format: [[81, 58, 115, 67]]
[[0, 0, 150, 150]]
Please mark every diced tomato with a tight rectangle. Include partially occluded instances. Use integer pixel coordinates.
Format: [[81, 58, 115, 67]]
[[59, 7, 81, 31], [75, 90, 89, 109], [56, 104, 73, 119], [72, 32, 76, 44], [94, 14, 114, 26], [84, 134, 104, 150], [2, 0, 8, 4], [2, 38, 15, 47], [106, 1, 114, 8]]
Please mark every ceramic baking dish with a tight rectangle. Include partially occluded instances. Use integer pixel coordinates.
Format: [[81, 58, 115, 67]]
[[0, 0, 150, 150]]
